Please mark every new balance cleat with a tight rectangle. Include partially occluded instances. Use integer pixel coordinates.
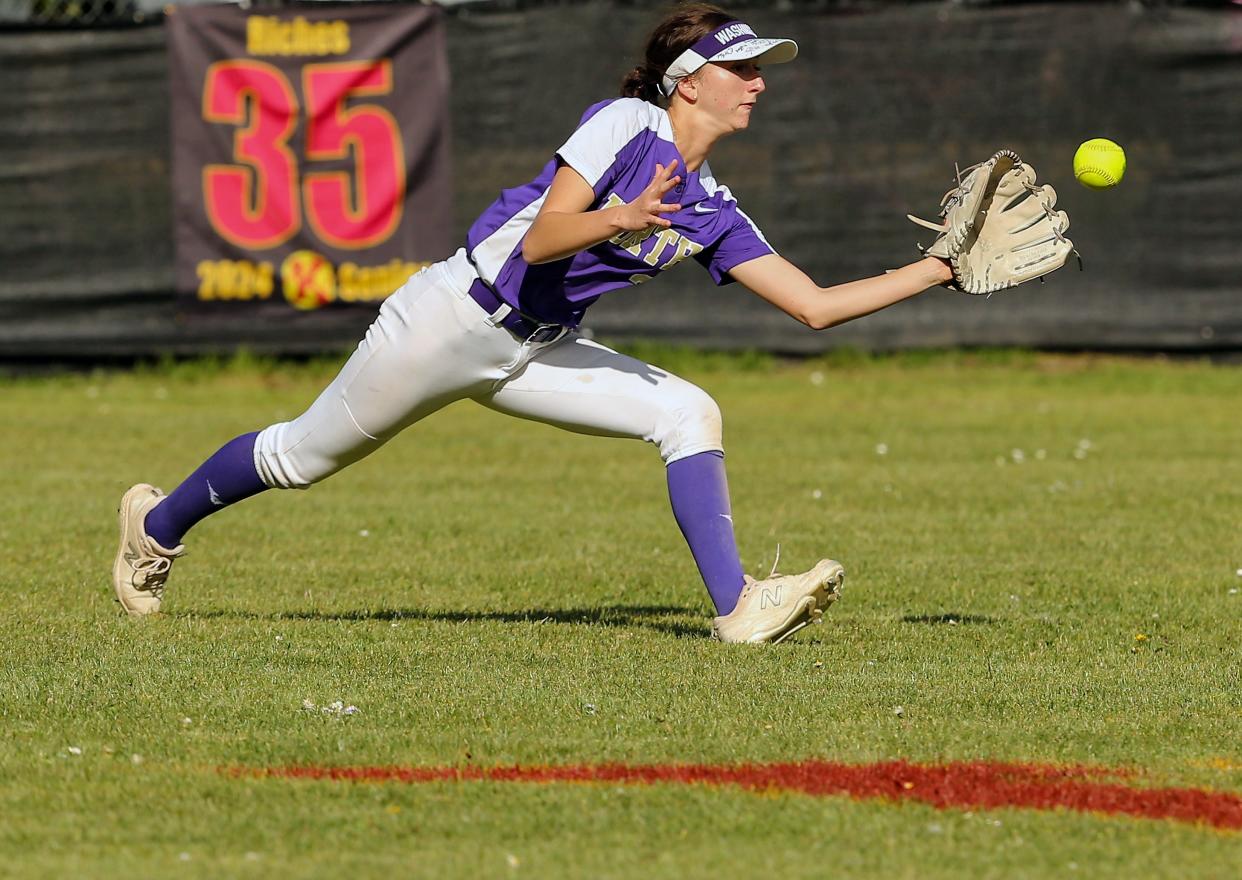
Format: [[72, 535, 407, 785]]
[[112, 483, 184, 616], [712, 558, 845, 644]]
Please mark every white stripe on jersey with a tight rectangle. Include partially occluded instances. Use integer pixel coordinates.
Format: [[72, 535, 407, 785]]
[[699, 165, 773, 248], [471, 191, 548, 283], [556, 98, 666, 188], [733, 206, 772, 249]]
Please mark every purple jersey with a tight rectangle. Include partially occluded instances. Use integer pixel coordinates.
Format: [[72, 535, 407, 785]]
[[463, 98, 775, 327]]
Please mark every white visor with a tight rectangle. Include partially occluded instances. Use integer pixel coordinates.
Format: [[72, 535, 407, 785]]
[[660, 22, 798, 97]]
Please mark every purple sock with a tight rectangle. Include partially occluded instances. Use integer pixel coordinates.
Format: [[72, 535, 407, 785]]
[[666, 450, 746, 615], [144, 431, 268, 547]]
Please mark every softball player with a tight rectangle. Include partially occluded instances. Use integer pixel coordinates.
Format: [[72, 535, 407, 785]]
[[113, 3, 954, 643]]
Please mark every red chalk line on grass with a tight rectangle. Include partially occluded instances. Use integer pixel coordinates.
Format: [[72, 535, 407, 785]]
[[234, 759, 1242, 831]]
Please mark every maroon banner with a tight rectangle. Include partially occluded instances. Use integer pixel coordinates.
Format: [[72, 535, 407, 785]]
[[167, 3, 452, 313]]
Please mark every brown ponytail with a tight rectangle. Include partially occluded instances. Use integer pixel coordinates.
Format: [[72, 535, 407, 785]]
[[619, 3, 736, 105], [620, 64, 663, 104]]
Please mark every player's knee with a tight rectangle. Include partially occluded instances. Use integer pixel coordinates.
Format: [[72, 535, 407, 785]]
[[254, 423, 307, 489], [254, 422, 333, 490], [653, 384, 723, 462]]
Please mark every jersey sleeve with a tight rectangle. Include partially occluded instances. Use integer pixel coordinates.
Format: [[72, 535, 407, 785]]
[[555, 99, 653, 199], [694, 207, 777, 286]]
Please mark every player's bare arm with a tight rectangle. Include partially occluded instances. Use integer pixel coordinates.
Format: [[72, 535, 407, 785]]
[[729, 253, 953, 330], [522, 160, 682, 264]]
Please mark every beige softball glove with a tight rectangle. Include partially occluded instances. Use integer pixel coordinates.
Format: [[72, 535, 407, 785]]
[[908, 149, 1078, 295]]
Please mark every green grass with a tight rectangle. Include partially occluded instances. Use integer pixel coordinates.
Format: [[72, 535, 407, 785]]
[[1, 349, 1240, 878]]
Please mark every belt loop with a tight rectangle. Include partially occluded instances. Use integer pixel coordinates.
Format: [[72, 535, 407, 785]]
[[488, 303, 513, 327]]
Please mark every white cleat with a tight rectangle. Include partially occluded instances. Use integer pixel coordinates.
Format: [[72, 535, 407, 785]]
[[712, 559, 845, 644], [112, 483, 184, 616]]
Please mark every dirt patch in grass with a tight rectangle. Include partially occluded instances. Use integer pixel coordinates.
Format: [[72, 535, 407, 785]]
[[242, 759, 1242, 831]]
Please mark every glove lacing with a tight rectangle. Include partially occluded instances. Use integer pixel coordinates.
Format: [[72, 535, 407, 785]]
[[936, 167, 1083, 294]]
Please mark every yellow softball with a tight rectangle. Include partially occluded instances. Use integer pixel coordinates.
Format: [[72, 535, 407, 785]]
[[1073, 138, 1126, 190]]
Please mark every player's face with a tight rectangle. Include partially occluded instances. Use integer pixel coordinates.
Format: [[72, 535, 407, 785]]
[[697, 60, 766, 131]]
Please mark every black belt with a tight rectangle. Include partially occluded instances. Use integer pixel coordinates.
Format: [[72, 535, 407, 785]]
[[465, 278, 564, 343]]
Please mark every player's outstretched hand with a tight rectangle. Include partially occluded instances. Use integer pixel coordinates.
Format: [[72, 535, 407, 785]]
[[616, 160, 682, 231]]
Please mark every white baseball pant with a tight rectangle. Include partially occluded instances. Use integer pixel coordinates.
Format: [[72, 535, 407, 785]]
[[253, 249, 724, 490]]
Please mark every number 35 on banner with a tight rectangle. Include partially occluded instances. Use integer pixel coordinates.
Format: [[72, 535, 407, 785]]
[[202, 59, 405, 251]]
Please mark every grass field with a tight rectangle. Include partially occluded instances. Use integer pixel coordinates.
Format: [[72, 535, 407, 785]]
[[1, 348, 1240, 878]]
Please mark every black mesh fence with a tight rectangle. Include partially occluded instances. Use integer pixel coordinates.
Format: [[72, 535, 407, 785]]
[[6, 0, 149, 26], [2, 0, 1242, 357]]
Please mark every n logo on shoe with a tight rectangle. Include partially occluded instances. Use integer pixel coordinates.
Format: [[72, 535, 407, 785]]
[[759, 586, 783, 610]]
